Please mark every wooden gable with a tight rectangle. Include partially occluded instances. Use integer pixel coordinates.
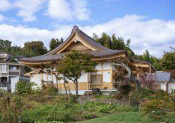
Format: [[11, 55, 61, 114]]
[[53, 32, 100, 54]]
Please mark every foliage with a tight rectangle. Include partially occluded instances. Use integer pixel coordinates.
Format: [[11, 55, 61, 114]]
[[113, 64, 133, 99], [49, 38, 62, 50], [138, 72, 155, 89], [133, 50, 161, 70], [23, 41, 47, 57], [49, 38, 64, 51], [0, 39, 11, 52], [46, 86, 59, 96], [0, 39, 48, 57], [57, 51, 96, 96], [93, 33, 134, 56], [129, 87, 175, 122], [20, 97, 135, 122], [142, 99, 175, 122], [16, 82, 38, 96], [160, 48, 175, 70]]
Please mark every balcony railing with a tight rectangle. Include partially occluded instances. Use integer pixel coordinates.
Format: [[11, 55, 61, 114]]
[[0, 82, 10, 87]]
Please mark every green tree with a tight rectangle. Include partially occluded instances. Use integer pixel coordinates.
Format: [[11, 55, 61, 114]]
[[160, 49, 175, 70], [49, 38, 64, 51], [0, 39, 11, 52], [23, 41, 47, 57], [57, 51, 96, 96]]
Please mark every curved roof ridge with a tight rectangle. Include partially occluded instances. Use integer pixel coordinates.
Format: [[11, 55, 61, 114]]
[[46, 26, 119, 55]]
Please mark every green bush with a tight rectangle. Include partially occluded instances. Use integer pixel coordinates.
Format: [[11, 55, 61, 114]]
[[16, 82, 36, 96], [47, 86, 59, 96], [142, 99, 175, 122]]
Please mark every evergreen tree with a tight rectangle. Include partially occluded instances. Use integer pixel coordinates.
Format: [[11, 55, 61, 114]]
[[160, 49, 175, 70], [23, 41, 47, 57], [49, 38, 64, 51]]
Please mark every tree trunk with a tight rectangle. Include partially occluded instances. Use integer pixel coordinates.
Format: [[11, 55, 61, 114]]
[[75, 80, 78, 96], [63, 81, 67, 95]]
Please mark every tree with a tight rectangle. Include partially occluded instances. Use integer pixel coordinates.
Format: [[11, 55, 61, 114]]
[[57, 51, 96, 96], [160, 49, 175, 70], [49, 38, 64, 51], [113, 62, 133, 98], [23, 41, 47, 57], [138, 72, 155, 89], [0, 39, 11, 52]]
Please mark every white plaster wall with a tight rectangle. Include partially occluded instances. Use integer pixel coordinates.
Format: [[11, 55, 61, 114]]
[[30, 61, 112, 88], [57, 73, 89, 84], [103, 71, 111, 82], [168, 83, 175, 93], [160, 83, 167, 91], [48, 74, 53, 82], [43, 73, 47, 81], [30, 74, 42, 88], [95, 63, 102, 70], [78, 73, 88, 82], [103, 62, 111, 70]]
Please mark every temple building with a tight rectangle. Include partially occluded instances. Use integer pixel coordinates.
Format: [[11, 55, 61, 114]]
[[19, 26, 155, 94]]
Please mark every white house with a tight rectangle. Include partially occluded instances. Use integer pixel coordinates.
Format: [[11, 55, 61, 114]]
[[151, 71, 175, 93]]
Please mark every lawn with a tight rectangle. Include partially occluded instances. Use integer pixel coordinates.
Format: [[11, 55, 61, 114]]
[[80, 112, 156, 123]]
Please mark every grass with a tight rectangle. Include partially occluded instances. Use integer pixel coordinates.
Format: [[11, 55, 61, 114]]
[[79, 112, 156, 123]]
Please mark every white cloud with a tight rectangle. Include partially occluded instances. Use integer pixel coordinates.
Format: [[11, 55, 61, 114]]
[[80, 15, 175, 57], [47, 0, 73, 20], [15, 0, 46, 21], [47, 0, 90, 21], [0, 15, 174, 57], [0, 14, 5, 21], [72, 0, 90, 20], [0, 24, 71, 47], [0, 0, 12, 11]]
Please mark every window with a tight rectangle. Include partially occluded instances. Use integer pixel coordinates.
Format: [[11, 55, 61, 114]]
[[1, 65, 7, 73], [91, 74, 102, 83], [9, 66, 17, 71]]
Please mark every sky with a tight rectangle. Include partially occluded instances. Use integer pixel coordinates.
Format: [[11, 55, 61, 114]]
[[0, 0, 175, 57]]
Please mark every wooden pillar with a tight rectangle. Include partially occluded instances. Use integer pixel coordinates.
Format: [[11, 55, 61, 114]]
[[41, 72, 43, 87], [101, 62, 103, 82], [110, 64, 113, 89], [46, 73, 48, 87], [149, 65, 152, 73]]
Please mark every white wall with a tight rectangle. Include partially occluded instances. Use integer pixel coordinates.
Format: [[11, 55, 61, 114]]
[[160, 82, 167, 91], [11, 76, 29, 93], [168, 83, 175, 93], [30, 61, 113, 88], [30, 74, 42, 88], [103, 71, 111, 82]]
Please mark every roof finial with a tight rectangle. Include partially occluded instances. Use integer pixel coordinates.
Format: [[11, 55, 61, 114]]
[[73, 25, 78, 29], [72, 25, 79, 33]]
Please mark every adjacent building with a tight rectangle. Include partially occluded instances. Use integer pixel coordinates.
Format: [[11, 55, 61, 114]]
[[0, 52, 27, 92], [150, 71, 175, 93], [19, 26, 155, 94]]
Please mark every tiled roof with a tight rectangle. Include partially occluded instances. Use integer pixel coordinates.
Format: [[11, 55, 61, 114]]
[[19, 50, 125, 62], [19, 54, 63, 62], [19, 26, 125, 62], [0, 60, 20, 65], [148, 71, 171, 82]]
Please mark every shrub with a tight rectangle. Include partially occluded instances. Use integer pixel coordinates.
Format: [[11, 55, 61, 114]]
[[142, 99, 175, 122], [47, 86, 59, 96], [16, 82, 36, 96]]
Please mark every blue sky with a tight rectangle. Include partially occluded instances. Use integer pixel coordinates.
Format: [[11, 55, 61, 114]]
[[0, 0, 175, 57]]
